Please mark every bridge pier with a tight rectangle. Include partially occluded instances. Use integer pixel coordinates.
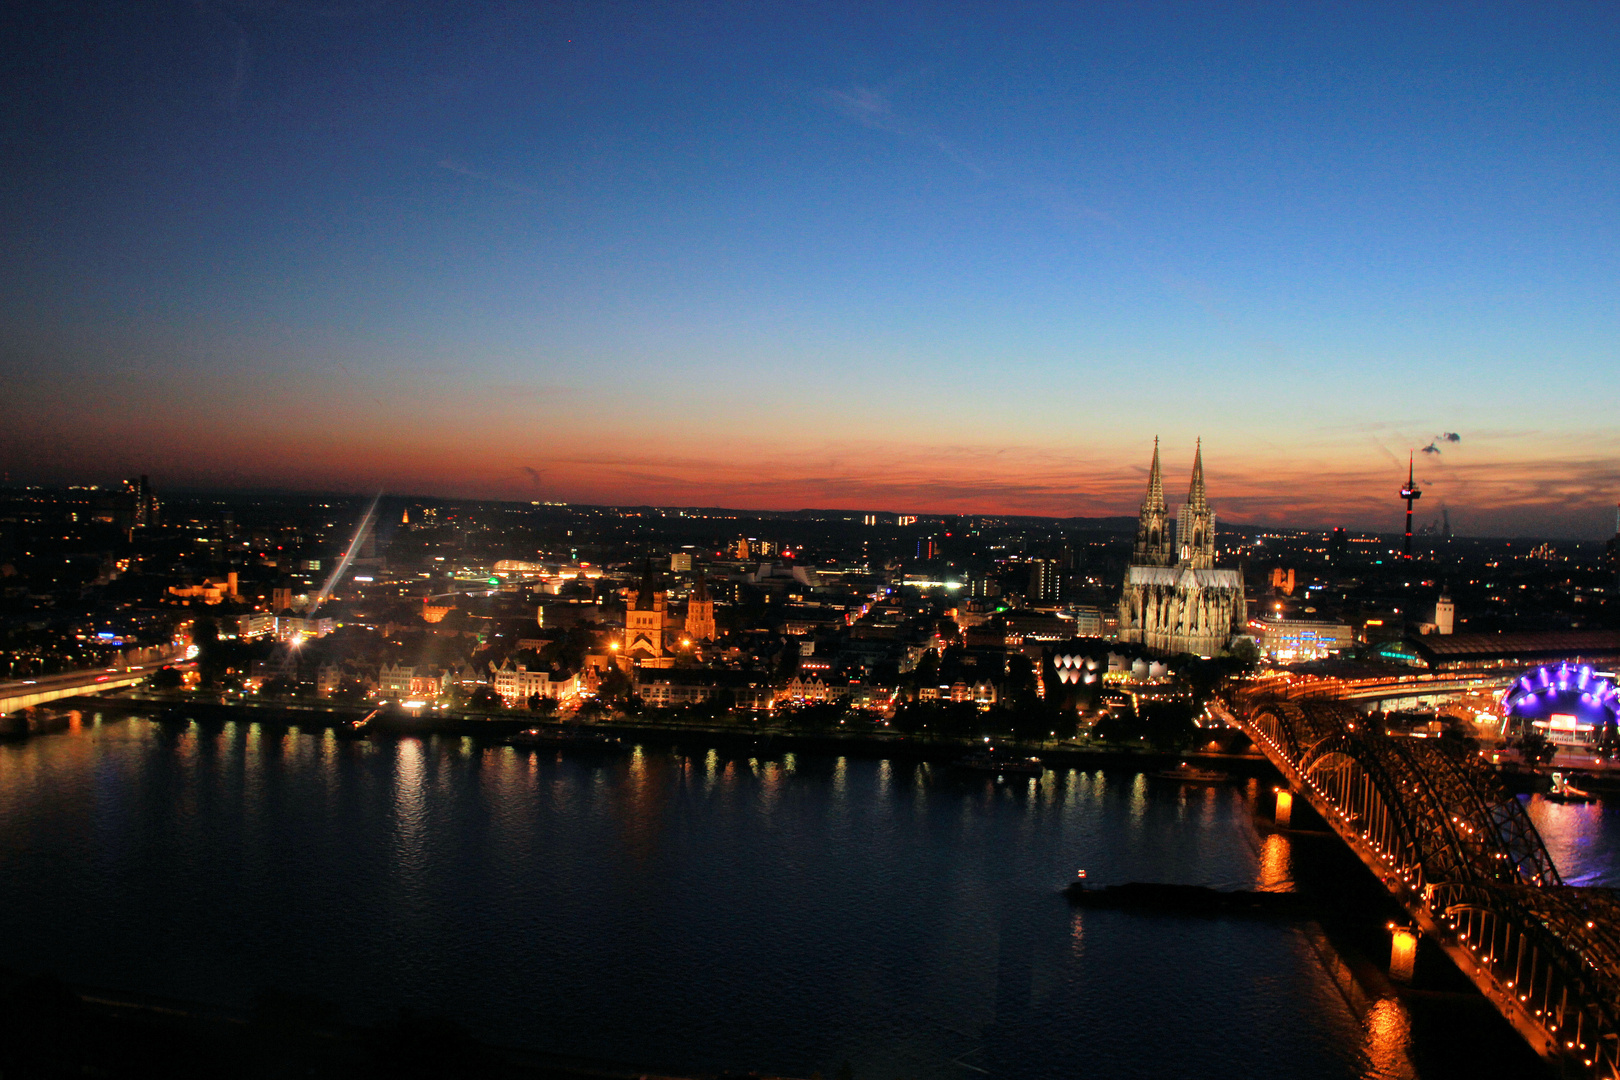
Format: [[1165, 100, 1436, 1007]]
[[1233, 697, 1620, 1079], [1388, 925, 1418, 983], [1273, 788, 1293, 828]]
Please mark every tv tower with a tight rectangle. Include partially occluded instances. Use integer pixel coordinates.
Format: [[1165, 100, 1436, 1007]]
[[1400, 452, 1422, 559]]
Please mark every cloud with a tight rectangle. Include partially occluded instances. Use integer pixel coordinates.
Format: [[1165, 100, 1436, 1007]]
[[1420, 431, 1462, 455], [436, 158, 541, 197]]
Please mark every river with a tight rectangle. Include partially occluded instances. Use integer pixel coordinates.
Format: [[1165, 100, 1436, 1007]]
[[1, 710, 1612, 1079]]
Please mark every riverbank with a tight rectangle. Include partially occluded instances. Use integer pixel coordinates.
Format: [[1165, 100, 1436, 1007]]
[[48, 691, 1274, 774]]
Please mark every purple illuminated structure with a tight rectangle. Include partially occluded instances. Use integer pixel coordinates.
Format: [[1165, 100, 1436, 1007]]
[[1503, 663, 1620, 747]]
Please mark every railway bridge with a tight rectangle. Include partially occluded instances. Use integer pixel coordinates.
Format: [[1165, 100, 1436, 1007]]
[[1217, 695, 1620, 1078]]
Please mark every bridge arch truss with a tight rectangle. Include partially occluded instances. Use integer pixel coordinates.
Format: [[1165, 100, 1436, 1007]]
[[1232, 696, 1616, 1078]]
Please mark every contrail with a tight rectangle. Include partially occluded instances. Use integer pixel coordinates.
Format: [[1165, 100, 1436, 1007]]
[[308, 493, 381, 616]]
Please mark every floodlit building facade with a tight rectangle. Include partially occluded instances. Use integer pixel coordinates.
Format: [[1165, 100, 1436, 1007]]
[[1117, 439, 1247, 657]]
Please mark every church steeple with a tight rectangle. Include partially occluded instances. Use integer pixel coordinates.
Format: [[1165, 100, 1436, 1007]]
[[1186, 438, 1208, 513], [1145, 437, 1166, 514], [1132, 437, 1174, 567], [632, 557, 662, 610], [1178, 437, 1216, 569]]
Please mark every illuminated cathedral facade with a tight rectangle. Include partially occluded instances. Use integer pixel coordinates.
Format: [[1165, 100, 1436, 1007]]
[[1117, 438, 1247, 657]]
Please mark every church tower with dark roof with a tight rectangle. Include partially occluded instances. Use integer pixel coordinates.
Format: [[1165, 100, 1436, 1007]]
[[624, 559, 673, 667], [685, 571, 717, 643]]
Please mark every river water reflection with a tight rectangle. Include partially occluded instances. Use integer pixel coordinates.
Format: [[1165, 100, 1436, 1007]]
[[4, 714, 1607, 1079]]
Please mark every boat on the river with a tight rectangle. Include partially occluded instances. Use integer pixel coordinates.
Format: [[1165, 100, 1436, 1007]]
[[334, 708, 381, 739], [1544, 771, 1596, 804], [954, 746, 1043, 777], [507, 725, 625, 750], [1150, 762, 1232, 784], [1064, 879, 1308, 917]]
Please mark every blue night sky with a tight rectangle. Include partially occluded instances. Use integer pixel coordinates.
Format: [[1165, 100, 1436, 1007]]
[[2, 1, 1617, 535]]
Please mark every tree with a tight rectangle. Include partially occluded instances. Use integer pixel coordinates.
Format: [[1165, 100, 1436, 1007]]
[[468, 686, 503, 710], [1093, 701, 1197, 751], [909, 649, 940, 689], [597, 664, 632, 704], [260, 676, 298, 699], [332, 678, 370, 703], [1517, 730, 1557, 766], [192, 617, 224, 687], [147, 666, 183, 692], [1227, 638, 1261, 671]]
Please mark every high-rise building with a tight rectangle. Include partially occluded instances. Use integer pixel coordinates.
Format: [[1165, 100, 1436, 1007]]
[[1027, 559, 1060, 604], [1117, 439, 1247, 656], [121, 475, 159, 530], [1328, 527, 1346, 563]]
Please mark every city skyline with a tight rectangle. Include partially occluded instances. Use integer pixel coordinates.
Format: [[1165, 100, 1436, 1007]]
[[3, 2, 1618, 536]]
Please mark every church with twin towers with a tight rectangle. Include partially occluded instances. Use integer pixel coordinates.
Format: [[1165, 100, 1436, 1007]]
[[1117, 438, 1248, 657]]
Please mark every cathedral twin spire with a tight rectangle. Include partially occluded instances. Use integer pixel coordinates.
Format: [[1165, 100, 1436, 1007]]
[[1133, 437, 1215, 570]]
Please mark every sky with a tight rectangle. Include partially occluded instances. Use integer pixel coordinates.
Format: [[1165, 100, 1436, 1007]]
[[1, 1, 1617, 537]]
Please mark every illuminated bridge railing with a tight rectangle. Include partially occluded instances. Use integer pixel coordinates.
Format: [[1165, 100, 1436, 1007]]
[[1239, 671, 1509, 704], [1228, 697, 1619, 1078], [1430, 882, 1620, 1076]]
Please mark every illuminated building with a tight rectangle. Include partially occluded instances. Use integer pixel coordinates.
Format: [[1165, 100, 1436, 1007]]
[[167, 572, 240, 605], [235, 613, 275, 640], [121, 475, 159, 530], [1250, 616, 1353, 663], [1433, 593, 1454, 636], [1027, 559, 1060, 604], [1117, 439, 1246, 656], [1503, 663, 1620, 747], [684, 572, 717, 642], [1069, 605, 1105, 637], [491, 659, 577, 703], [276, 615, 333, 641], [624, 561, 675, 668], [378, 663, 416, 695]]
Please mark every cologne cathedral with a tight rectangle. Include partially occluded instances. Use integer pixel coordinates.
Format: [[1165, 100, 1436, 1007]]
[[1117, 438, 1247, 657]]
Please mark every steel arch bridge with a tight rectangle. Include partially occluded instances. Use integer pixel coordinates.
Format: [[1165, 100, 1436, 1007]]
[[1224, 696, 1620, 1078]]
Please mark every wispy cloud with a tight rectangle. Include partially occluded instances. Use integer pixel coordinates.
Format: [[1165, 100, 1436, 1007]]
[[436, 158, 541, 197]]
